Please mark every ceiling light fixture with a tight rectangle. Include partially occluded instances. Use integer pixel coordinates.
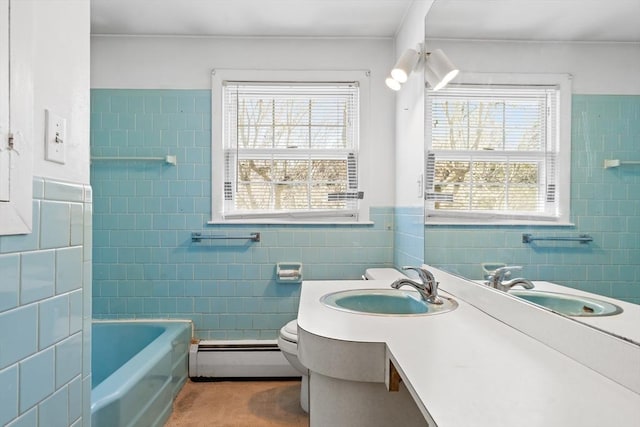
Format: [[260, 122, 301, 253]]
[[385, 44, 459, 92], [390, 48, 420, 84], [424, 49, 459, 91]]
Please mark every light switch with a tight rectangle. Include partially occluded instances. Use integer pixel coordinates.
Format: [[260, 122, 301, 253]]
[[45, 109, 66, 164]]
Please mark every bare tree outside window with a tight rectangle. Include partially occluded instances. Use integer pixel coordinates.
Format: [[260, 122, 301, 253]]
[[224, 83, 359, 216], [427, 88, 555, 216]]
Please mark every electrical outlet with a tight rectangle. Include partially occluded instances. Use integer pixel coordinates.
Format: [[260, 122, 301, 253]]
[[45, 109, 66, 164]]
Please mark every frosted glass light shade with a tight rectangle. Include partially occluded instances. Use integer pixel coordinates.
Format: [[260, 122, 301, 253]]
[[385, 75, 402, 91], [425, 48, 459, 91], [390, 48, 420, 83], [433, 68, 459, 91]]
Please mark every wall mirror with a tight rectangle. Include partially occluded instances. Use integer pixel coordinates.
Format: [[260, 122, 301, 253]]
[[423, 0, 640, 344]]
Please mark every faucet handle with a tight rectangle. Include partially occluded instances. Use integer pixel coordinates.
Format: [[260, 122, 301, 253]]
[[493, 265, 521, 279], [401, 266, 435, 284], [494, 265, 522, 273], [425, 280, 444, 305]]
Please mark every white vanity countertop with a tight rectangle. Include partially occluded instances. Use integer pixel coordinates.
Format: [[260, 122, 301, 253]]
[[528, 281, 640, 345], [297, 279, 640, 427]]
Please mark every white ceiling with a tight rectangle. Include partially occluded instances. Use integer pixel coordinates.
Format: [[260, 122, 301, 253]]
[[91, 0, 640, 42], [426, 0, 640, 42], [90, 0, 415, 38]]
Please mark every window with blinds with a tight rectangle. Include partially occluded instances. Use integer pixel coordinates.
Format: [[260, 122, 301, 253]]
[[221, 82, 361, 220], [425, 83, 566, 222]]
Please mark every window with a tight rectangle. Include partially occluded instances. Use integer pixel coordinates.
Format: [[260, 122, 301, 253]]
[[425, 73, 572, 224], [211, 70, 369, 223]]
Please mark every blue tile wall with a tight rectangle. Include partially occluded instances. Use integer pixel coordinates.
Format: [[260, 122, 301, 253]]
[[0, 254, 20, 311], [0, 178, 92, 427], [0, 305, 38, 368], [21, 250, 56, 304], [38, 386, 68, 427], [425, 95, 640, 304], [394, 206, 424, 269], [0, 365, 18, 425], [19, 348, 55, 413], [90, 89, 395, 339], [39, 295, 71, 349]]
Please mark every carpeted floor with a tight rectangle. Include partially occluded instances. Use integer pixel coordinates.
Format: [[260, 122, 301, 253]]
[[165, 379, 309, 427]]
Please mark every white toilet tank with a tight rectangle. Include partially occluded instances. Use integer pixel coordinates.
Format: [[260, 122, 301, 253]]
[[363, 268, 408, 280]]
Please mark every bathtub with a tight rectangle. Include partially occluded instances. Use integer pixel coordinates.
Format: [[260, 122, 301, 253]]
[[91, 321, 192, 427]]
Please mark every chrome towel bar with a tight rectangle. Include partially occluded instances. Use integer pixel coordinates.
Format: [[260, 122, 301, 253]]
[[91, 155, 177, 165], [191, 232, 260, 243], [522, 233, 592, 244]]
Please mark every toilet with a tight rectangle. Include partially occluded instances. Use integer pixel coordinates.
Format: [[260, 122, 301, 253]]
[[362, 267, 409, 281], [277, 267, 408, 413], [277, 319, 309, 412]]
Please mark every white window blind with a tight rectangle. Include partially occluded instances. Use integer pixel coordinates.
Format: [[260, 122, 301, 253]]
[[426, 84, 562, 222], [222, 82, 361, 220]]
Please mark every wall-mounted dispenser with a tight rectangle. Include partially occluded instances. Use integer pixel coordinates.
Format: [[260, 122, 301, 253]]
[[277, 262, 303, 284]]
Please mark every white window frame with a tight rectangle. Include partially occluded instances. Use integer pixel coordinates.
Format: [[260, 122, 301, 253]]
[[425, 72, 573, 225], [210, 69, 371, 224]]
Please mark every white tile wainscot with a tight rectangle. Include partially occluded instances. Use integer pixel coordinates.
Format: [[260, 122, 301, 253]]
[[297, 278, 640, 427]]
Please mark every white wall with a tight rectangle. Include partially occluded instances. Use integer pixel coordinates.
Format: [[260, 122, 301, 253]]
[[427, 40, 640, 95], [91, 35, 397, 207], [393, 0, 433, 207], [34, 0, 91, 184]]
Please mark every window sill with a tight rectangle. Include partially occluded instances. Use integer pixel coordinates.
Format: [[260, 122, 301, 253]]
[[425, 219, 575, 227], [207, 220, 375, 226]]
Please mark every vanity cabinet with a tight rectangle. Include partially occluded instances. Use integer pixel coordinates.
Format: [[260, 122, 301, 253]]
[[309, 370, 429, 427], [298, 278, 640, 427], [0, 0, 33, 235], [298, 328, 430, 427]]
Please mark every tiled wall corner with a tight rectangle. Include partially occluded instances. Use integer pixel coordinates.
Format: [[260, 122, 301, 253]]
[[425, 95, 640, 304], [0, 178, 92, 427], [394, 206, 425, 269], [90, 89, 396, 339]]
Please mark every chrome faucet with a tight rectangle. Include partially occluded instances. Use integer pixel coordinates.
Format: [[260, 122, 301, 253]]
[[391, 266, 443, 305], [486, 266, 535, 292]]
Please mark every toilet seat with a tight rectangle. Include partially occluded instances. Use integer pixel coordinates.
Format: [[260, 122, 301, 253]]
[[279, 319, 298, 343]]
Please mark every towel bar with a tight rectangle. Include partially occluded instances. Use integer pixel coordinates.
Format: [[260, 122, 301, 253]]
[[191, 232, 260, 243], [522, 233, 592, 244]]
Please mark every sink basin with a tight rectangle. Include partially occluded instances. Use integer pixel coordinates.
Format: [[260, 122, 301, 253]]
[[320, 289, 458, 316], [509, 290, 623, 317]]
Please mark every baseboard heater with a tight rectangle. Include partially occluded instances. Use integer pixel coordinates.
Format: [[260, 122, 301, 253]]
[[188, 339, 300, 379]]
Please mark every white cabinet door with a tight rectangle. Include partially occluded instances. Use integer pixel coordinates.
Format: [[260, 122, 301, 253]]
[[0, 0, 9, 202], [0, 0, 33, 235]]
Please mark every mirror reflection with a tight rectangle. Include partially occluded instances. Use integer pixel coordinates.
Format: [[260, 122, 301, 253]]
[[423, 0, 640, 341]]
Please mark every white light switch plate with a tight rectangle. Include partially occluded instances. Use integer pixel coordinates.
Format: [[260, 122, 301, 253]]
[[45, 109, 66, 164]]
